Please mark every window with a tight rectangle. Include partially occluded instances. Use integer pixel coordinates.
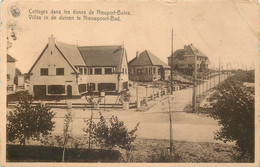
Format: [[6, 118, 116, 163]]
[[187, 64, 193, 68], [137, 69, 143, 74], [79, 68, 83, 75], [89, 68, 93, 75], [95, 68, 102, 75], [40, 68, 48, 76], [47, 85, 65, 94], [98, 83, 116, 91], [153, 68, 156, 74], [56, 68, 64, 75], [7, 74, 10, 81], [84, 68, 87, 75], [145, 68, 148, 74], [125, 68, 127, 74], [105, 68, 112, 74]]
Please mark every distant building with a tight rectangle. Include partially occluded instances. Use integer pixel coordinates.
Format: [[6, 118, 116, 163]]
[[128, 50, 170, 82], [7, 54, 16, 88], [28, 36, 128, 98], [168, 44, 210, 76]]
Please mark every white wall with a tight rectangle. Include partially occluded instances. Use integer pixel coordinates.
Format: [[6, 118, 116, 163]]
[[29, 44, 79, 96], [7, 62, 15, 86]]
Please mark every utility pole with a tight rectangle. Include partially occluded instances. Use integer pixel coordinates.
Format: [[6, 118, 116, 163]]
[[168, 93, 173, 155], [170, 29, 174, 95], [192, 51, 197, 112]]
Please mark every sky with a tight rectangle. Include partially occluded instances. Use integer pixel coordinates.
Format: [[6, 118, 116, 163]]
[[4, 0, 258, 73]]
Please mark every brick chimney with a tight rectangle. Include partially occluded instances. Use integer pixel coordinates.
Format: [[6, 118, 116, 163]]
[[48, 35, 55, 55], [136, 51, 139, 59]]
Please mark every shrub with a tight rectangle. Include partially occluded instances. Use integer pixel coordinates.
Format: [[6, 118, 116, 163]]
[[83, 112, 139, 161], [7, 91, 55, 145], [210, 71, 254, 161]]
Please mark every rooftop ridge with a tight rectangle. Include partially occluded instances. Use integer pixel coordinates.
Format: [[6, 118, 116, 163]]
[[78, 45, 122, 48]]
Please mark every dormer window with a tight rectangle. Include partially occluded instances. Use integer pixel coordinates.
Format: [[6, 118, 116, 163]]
[[79, 68, 83, 75], [95, 68, 102, 75], [105, 68, 112, 74]]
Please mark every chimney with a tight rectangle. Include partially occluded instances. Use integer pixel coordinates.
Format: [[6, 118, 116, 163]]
[[48, 35, 55, 55], [136, 51, 139, 58]]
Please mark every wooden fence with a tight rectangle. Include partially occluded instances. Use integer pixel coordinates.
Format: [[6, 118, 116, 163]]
[[7, 102, 136, 109]]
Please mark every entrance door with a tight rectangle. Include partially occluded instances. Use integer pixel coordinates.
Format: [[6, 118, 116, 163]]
[[67, 85, 72, 97]]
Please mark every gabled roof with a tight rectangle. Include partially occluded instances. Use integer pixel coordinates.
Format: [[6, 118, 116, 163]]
[[186, 44, 207, 58], [56, 42, 86, 66], [78, 45, 125, 72], [28, 44, 78, 75], [28, 37, 126, 74], [169, 44, 208, 59], [128, 50, 170, 68], [7, 54, 16, 62]]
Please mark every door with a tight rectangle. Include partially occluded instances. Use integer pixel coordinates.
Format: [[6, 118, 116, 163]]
[[67, 85, 72, 97]]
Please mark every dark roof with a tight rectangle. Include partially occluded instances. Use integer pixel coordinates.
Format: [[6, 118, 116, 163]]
[[78, 45, 125, 72], [186, 44, 207, 57], [128, 50, 170, 68], [56, 42, 85, 66], [7, 54, 16, 62], [169, 44, 208, 59]]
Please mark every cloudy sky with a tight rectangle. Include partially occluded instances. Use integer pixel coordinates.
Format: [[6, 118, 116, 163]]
[[5, 0, 258, 73]]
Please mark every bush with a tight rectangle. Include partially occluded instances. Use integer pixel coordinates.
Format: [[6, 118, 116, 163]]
[[84, 112, 139, 161], [119, 91, 131, 103], [7, 91, 55, 145], [210, 71, 254, 161]]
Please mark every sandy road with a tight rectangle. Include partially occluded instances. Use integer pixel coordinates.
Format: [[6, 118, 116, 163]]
[[52, 86, 224, 143]]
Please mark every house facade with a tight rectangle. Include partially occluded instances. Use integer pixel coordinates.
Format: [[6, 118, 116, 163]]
[[168, 44, 210, 76], [28, 36, 128, 98], [128, 50, 170, 82], [7, 54, 16, 88]]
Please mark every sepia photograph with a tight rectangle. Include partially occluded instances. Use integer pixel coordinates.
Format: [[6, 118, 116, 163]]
[[0, 0, 259, 166]]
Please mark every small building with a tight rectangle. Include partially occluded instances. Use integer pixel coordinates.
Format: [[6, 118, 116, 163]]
[[28, 36, 129, 99], [168, 44, 210, 76], [128, 50, 170, 82], [7, 54, 16, 89]]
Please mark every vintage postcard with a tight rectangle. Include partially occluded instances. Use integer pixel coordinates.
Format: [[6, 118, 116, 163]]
[[0, 0, 259, 166]]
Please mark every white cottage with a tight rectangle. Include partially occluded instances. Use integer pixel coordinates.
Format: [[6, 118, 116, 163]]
[[28, 36, 129, 99]]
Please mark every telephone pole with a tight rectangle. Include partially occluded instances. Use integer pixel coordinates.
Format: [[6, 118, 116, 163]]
[[168, 94, 173, 155]]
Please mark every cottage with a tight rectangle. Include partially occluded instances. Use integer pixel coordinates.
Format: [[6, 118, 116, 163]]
[[128, 50, 170, 82], [7, 54, 16, 89], [168, 44, 210, 76], [28, 36, 128, 98]]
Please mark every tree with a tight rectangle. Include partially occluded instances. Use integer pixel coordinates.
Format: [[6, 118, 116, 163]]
[[7, 91, 55, 145], [84, 93, 102, 149], [87, 112, 139, 161], [62, 102, 73, 162], [210, 71, 254, 161]]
